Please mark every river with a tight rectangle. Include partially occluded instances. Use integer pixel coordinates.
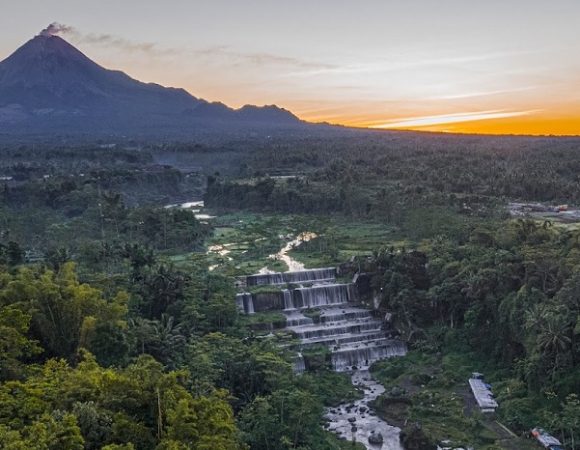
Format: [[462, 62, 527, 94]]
[[266, 231, 317, 272], [326, 370, 403, 449]]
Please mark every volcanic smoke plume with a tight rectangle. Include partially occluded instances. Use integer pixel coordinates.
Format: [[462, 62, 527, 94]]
[[36, 22, 156, 54], [39, 22, 73, 37]]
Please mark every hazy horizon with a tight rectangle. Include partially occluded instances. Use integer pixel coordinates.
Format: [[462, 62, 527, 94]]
[[2, 0, 580, 135]]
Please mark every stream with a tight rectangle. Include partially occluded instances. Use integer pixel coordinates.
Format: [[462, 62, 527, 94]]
[[277, 234, 403, 448], [263, 231, 317, 272], [326, 370, 403, 449], [255, 232, 404, 448]]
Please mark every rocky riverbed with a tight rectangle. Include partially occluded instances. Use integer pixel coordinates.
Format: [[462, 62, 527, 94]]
[[325, 370, 403, 449]]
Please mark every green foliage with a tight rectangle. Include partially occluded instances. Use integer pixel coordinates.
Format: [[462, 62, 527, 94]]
[[0, 305, 41, 379], [0, 354, 241, 449], [294, 371, 361, 407], [239, 388, 326, 450], [3, 136, 580, 449], [0, 262, 128, 362]]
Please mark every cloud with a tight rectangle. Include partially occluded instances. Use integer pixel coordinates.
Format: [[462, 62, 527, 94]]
[[371, 109, 542, 129], [38, 22, 166, 55], [77, 33, 162, 54], [288, 50, 539, 78], [192, 46, 335, 70], [428, 86, 538, 100], [38, 23, 331, 68]]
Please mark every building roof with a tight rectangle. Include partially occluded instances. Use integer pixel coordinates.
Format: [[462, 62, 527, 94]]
[[469, 378, 498, 410]]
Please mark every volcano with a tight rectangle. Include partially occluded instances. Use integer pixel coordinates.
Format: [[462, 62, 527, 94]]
[[0, 33, 301, 135]]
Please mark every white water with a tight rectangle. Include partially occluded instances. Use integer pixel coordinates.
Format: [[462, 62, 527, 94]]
[[283, 289, 295, 310], [195, 213, 216, 220], [268, 231, 317, 272], [293, 283, 352, 309], [164, 200, 215, 220], [283, 309, 314, 327], [207, 244, 232, 256], [234, 238, 406, 448], [325, 370, 403, 450], [247, 268, 337, 286], [164, 200, 204, 209], [236, 293, 255, 314]]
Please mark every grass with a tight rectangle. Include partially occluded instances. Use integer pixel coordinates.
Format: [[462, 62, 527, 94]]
[[244, 285, 284, 295], [204, 210, 412, 276], [301, 345, 333, 372], [302, 308, 322, 323], [289, 218, 404, 268], [238, 311, 287, 331], [298, 370, 362, 407]]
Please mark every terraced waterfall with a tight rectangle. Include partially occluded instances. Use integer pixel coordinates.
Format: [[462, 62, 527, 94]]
[[236, 266, 406, 449]]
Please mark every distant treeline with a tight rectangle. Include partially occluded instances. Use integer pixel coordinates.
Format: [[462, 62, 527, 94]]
[[205, 133, 580, 218]]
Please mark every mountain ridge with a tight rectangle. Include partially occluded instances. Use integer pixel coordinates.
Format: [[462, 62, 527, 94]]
[[0, 34, 302, 134]]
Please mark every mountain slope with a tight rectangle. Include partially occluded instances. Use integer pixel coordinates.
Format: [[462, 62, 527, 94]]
[[0, 34, 301, 132]]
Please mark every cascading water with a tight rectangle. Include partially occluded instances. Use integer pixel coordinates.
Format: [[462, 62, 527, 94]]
[[331, 340, 407, 371], [293, 321, 381, 340], [294, 353, 306, 374], [293, 283, 353, 309], [235, 294, 244, 312], [236, 266, 407, 449], [245, 267, 337, 286], [246, 297, 255, 314], [320, 309, 372, 323], [325, 371, 404, 450], [283, 267, 337, 283], [246, 272, 285, 286], [282, 289, 294, 310], [284, 310, 314, 327], [236, 293, 255, 315]]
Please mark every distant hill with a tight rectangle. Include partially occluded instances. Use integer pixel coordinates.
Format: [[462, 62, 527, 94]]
[[0, 33, 302, 135]]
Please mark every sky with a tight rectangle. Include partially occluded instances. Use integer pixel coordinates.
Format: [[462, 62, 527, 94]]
[[2, 0, 580, 135]]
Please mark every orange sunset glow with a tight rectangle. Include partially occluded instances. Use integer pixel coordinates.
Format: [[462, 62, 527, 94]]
[[2, 0, 580, 135], [313, 111, 580, 136]]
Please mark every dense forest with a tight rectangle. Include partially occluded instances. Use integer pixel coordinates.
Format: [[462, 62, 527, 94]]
[[203, 131, 580, 448], [0, 141, 363, 449], [367, 222, 579, 438], [0, 131, 579, 449], [206, 132, 580, 218]]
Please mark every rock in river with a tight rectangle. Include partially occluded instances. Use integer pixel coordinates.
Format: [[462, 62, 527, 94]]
[[369, 432, 384, 445]]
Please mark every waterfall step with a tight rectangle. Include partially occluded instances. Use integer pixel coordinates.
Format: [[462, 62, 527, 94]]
[[318, 307, 374, 323], [331, 340, 407, 371], [292, 284, 356, 309], [283, 302, 352, 312], [289, 320, 383, 339], [247, 267, 337, 286], [237, 284, 355, 315], [296, 331, 390, 348], [236, 266, 406, 373], [283, 310, 314, 327]]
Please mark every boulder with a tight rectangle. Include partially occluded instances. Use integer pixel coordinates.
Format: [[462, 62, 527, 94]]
[[368, 432, 384, 445]]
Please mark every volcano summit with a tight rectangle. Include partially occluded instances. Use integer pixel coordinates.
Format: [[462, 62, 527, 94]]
[[0, 31, 301, 136]]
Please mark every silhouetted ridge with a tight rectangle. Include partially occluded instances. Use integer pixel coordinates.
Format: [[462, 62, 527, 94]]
[[0, 33, 302, 133]]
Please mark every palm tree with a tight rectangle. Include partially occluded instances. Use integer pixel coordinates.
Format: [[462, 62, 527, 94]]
[[537, 314, 571, 354], [536, 312, 572, 380]]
